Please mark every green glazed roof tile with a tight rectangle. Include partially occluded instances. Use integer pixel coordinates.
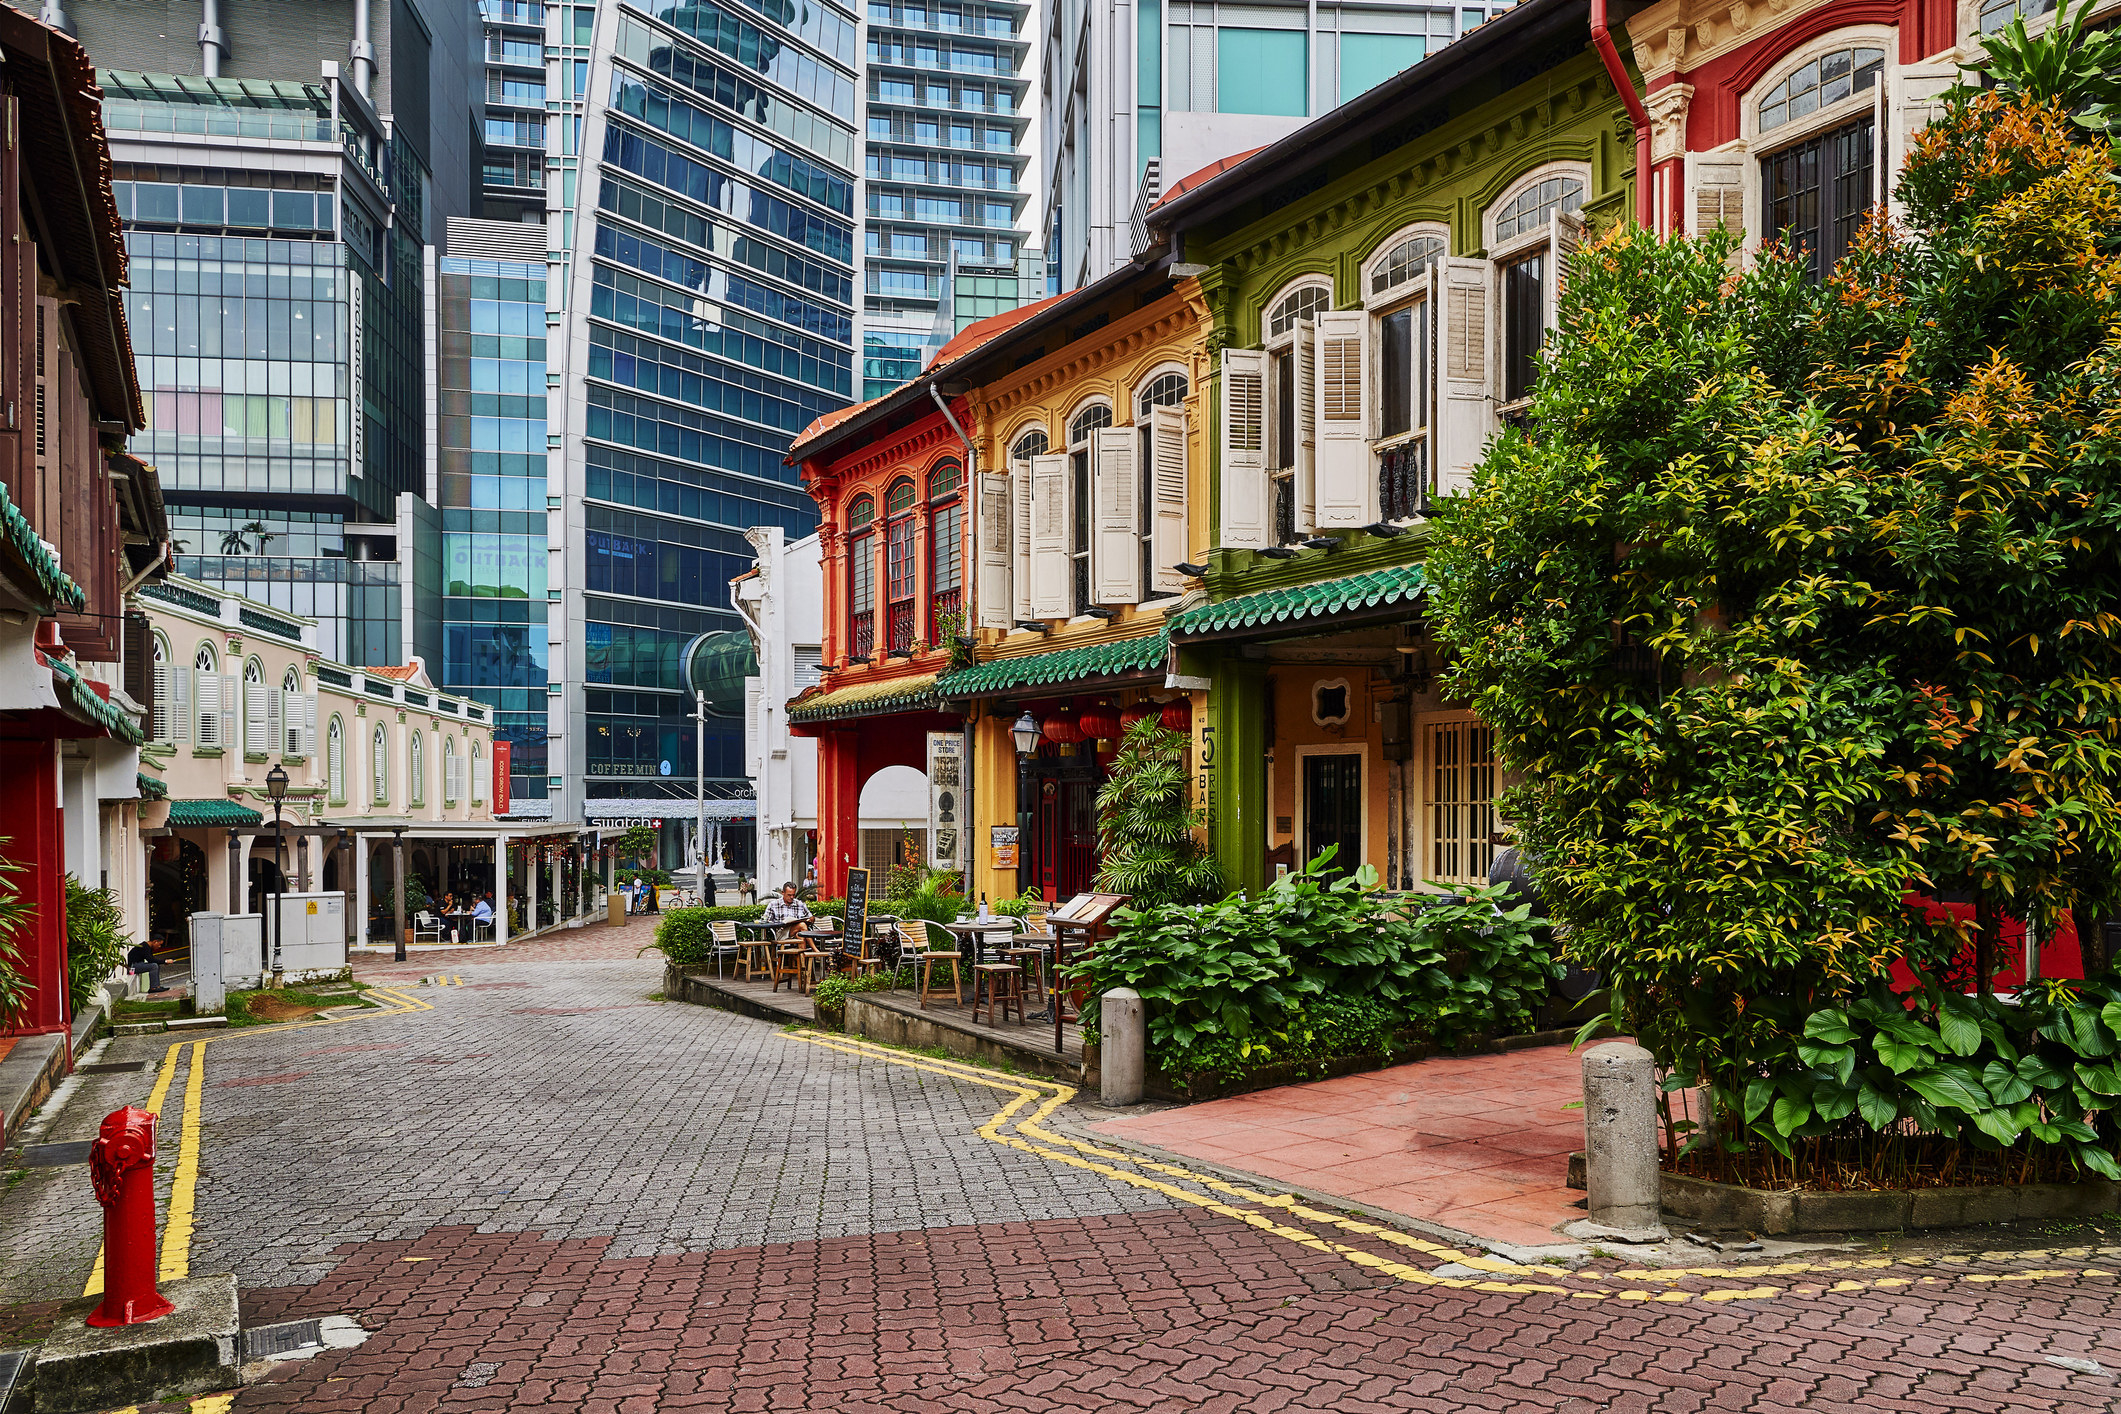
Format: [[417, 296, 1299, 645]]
[[1168, 564, 1426, 639], [137, 772, 168, 800], [165, 798, 264, 828], [786, 671, 943, 724], [936, 629, 1168, 697], [0, 475, 85, 612], [46, 653, 144, 745]]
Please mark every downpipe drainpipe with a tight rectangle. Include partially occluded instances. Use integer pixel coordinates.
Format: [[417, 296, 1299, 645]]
[[1591, 0, 1655, 232], [929, 381, 979, 898]]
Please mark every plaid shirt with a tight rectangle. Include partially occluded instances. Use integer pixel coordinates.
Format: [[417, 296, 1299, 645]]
[[761, 897, 812, 928]]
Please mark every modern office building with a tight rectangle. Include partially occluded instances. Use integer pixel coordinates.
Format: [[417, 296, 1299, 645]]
[[547, 1, 861, 829], [1041, 0, 1500, 291], [860, 0, 1033, 398], [478, 0, 550, 223], [43, 0, 484, 665]]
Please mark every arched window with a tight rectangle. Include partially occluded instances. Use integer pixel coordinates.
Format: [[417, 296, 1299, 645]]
[[1758, 46, 1883, 131], [372, 724, 389, 805], [884, 477, 918, 654], [444, 737, 460, 805], [279, 666, 303, 756], [282, 667, 301, 692], [1136, 372, 1187, 415], [847, 493, 876, 658], [1493, 173, 1585, 242], [1369, 232, 1447, 297], [151, 632, 172, 743], [1266, 283, 1332, 339], [928, 460, 963, 631], [410, 730, 426, 806], [328, 717, 346, 804], [1067, 402, 1113, 445], [193, 643, 222, 747], [1009, 428, 1048, 464]]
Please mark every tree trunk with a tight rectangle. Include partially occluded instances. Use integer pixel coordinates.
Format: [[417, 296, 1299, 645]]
[[2076, 905, 2108, 979], [1975, 897, 1998, 996]]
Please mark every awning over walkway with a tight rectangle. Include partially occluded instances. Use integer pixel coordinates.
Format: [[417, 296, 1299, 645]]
[[935, 629, 1168, 700], [584, 798, 757, 822], [1166, 564, 1426, 642], [166, 798, 264, 828], [787, 671, 943, 724]]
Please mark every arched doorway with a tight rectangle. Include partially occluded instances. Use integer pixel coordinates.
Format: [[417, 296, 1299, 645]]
[[857, 764, 928, 880], [148, 837, 208, 952]]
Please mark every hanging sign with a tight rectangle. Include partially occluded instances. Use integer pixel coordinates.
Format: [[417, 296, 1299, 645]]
[[926, 731, 963, 871]]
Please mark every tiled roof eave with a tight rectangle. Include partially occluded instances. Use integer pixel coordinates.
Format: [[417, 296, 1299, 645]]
[[934, 629, 1170, 699], [1167, 565, 1428, 642]]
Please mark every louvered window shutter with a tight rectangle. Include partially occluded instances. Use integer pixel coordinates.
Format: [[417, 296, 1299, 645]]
[[1293, 322, 1318, 533], [302, 695, 317, 759], [151, 653, 169, 742], [1027, 453, 1072, 618], [1219, 348, 1269, 548], [1148, 405, 1189, 594], [1889, 65, 1959, 205], [976, 471, 1014, 628], [472, 748, 486, 804], [196, 673, 218, 747], [330, 725, 345, 801], [32, 299, 50, 488], [172, 664, 193, 744], [223, 676, 241, 752], [1544, 213, 1585, 333], [1090, 427, 1141, 605], [1435, 257, 1496, 494], [1011, 454, 1033, 622], [268, 686, 284, 756], [246, 681, 268, 755], [1313, 309, 1374, 528], [1687, 154, 1745, 238]]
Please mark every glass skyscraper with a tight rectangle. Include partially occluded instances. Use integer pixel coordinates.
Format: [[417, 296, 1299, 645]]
[[861, 0, 1032, 398], [548, 1, 860, 824]]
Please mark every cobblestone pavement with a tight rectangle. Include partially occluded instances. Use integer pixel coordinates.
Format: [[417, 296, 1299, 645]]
[[5, 924, 2121, 1411]]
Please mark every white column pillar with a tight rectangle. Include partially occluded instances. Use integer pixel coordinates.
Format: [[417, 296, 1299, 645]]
[[236, 834, 255, 913], [494, 833, 510, 945], [355, 836, 371, 947]]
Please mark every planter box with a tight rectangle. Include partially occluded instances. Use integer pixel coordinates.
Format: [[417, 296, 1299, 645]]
[[1568, 1155, 2121, 1234]]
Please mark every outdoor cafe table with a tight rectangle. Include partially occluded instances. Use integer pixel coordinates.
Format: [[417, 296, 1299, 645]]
[[941, 918, 1022, 1004]]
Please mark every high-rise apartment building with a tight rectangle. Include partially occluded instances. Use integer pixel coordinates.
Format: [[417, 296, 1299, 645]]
[[41, 0, 483, 665], [478, 0, 550, 222], [545, 1, 859, 829], [1042, 0, 1502, 292], [860, 0, 1032, 398]]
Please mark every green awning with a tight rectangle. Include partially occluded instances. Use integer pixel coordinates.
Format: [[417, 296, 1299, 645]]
[[137, 773, 168, 801], [936, 629, 1168, 699], [47, 654, 143, 745], [1167, 564, 1426, 641], [165, 798, 264, 828], [1, 476, 85, 613]]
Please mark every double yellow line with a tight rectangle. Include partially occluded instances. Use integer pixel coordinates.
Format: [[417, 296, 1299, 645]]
[[785, 1030, 2121, 1307], [82, 985, 432, 1297]]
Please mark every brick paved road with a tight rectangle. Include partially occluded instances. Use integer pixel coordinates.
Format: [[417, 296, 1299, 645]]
[[6, 915, 2121, 1411]]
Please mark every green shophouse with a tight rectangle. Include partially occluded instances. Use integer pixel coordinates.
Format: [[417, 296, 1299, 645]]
[[1144, 0, 1637, 896]]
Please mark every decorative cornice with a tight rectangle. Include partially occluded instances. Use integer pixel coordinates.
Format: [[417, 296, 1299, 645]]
[[1627, 0, 1845, 88], [827, 416, 963, 488], [974, 294, 1205, 419]]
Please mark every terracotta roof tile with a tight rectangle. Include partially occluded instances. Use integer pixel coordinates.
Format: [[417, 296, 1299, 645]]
[[1158, 149, 1266, 206]]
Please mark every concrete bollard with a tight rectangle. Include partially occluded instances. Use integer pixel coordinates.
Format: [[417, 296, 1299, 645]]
[[1579, 1041, 1668, 1241], [1101, 987, 1145, 1106]]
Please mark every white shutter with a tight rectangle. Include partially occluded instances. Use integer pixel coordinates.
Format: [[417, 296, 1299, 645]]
[[1688, 153, 1745, 238], [195, 672, 217, 747], [268, 686, 284, 756], [1888, 65, 1959, 215], [1219, 348, 1269, 548], [222, 676, 241, 753], [976, 471, 1013, 629], [1435, 256, 1495, 495], [171, 664, 193, 745], [1314, 309, 1373, 529], [1545, 212, 1585, 333], [245, 681, 268, 755], [329, 723, 345, 801], [302, 694, 317, 758], [1148, 405, 1188, 594], [1293, 322, 1318, 535], [472, 747, 486, 804], [1027, 452, 1071, 618], [1011, 452, 1033, 623], [1090, 426, 1141, 605], [152, 654, 171, 742]]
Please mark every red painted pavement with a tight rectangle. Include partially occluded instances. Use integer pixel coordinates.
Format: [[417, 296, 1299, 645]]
[[1094, 1044, 1598, 1248]]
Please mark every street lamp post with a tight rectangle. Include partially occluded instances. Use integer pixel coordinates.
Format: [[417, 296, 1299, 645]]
[[391, 825, 408, 963], [265, 762, 289, 985]]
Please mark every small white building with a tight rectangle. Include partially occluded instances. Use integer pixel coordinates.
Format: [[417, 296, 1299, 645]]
[[733, 528, 926, 892]]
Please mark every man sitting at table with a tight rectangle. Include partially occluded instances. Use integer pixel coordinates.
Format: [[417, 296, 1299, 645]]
[[761, 882, 812, 937], [472, 893, 494, 939]]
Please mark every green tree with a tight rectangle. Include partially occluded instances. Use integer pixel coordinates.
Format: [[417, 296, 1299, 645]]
[[617, 824, 660, 870], [1426, 78, 2121, 1157], [1093, 717, 1221, 909]]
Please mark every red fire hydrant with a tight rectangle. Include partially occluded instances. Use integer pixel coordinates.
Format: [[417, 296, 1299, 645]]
[[87, 1105, 175, 1327]]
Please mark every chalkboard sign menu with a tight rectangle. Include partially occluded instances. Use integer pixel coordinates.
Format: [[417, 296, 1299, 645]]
[[843, 866, 871, 952]]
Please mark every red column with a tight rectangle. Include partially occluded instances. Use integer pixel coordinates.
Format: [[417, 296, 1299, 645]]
[[0, 734, 68, 1035], [815, 729, 859, 897]]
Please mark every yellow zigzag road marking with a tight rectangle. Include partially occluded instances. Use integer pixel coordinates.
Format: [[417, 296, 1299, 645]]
[[82, 984, 433, 1297], [787, 1031, 2115, 1307]]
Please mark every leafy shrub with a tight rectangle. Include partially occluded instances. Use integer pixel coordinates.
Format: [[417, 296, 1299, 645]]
[[1095, 718, 1221, 908], [1159, 995, 1406, 1084], [1076, 852, 1554, 1072], [812, 967, 912, 1027], [990, 892, 1041, 919], [886, 876, 962, 927], [0, 848, 32, 1026], [65, 874, 130, 1013], [646, 901, 848, 965]]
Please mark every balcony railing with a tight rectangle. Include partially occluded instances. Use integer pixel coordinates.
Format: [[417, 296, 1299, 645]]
[[886, 600, 916, 654], [851, 611, 875, 659], [1272, 470, 1296, 546], [1379, 439, 1430, 523], [932, 587, 961, 626]]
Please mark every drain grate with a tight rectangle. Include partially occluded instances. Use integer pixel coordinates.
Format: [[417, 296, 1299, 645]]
[[78, 1061, 149, 1074], [18, 1140, 93, 1167], [0, 1348, 29, 1406], [242, 1319, 324, 1362]]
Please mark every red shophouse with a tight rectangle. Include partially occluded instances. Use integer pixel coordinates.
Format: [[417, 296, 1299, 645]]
[[785, 395, 975, 896]]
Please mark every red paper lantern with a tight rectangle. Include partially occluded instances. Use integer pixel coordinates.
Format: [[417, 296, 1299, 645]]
[[1159, 699, 1192, 733], [1076, 701, 1121, 741], [1118, 704, 1157, 733], [1042, 709, 1085, 744]]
